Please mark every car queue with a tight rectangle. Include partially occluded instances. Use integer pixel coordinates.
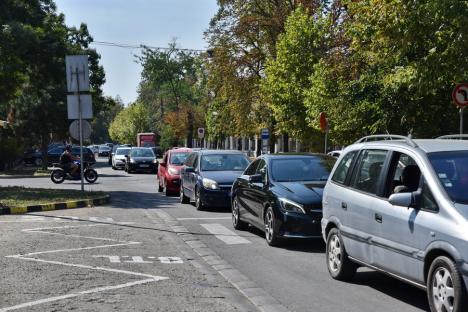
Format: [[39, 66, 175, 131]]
[[151, 134, 468, 312]]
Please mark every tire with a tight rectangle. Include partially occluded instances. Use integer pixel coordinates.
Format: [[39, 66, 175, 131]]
[[158, 179, 164, 192], [264, 206, 281, 246], [180, 186, 190, 204], [50, 170, 65, 184], [84, 169, 98, 183], [164, 183, 172, 196], [195, 186, 204, 211], [34, 158, 43, 167], [326, 227, 357, 281], [427, 256, 467, 312], [232, 196, 248, 230]]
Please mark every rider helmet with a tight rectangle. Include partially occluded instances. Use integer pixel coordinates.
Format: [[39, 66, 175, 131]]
[[65, 144, 72, 152]]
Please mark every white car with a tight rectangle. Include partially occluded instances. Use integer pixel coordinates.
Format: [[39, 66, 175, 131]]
[[327, 150, 342, 158], [112, 147, 131, 170]]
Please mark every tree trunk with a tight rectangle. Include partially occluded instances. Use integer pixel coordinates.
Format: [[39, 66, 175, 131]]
[[186, 110, 193, 148], [283, 133, 289, 152]]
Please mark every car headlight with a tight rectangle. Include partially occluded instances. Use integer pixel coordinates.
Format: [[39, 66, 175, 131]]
[[202, 178, 219, 190], [153, 159, 158, 164], [278, 198, 305, 214], [130, 158, 136, 163], [168, 167, 180, 175]]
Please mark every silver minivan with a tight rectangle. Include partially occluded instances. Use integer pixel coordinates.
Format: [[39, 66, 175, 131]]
[[322, 135, 468, 312]]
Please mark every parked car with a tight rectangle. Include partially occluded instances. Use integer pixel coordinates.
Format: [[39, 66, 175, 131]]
[[87, 145, 99, 154], [125, 147, 158, 173], [98, 145, 111, 157], [327, 150, 342, 158], [231, 154, 335, 246], [157, 148, 191, 195], [47, 146, 96, 166], [111, 147, 131, 170], [179, 150, 250, 210], [322, 134, 468, 312], [23, 148, 43, 166]]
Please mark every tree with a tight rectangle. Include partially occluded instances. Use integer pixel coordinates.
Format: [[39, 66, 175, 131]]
[[108, 102, 151, 144], [90, 96, 124, 143]]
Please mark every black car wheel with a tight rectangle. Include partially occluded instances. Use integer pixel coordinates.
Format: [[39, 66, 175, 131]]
[[232, 196, 248, 230], [427, 256, 467, 312], [264, 206, 281, 246], [195, 186, 204, 211], [326, 227, 357, 281], [180, 185, 190, 204], [34, 158, 43, 167]]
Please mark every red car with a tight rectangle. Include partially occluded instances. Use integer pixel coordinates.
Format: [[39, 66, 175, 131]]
[[157, 148, 191, 195]]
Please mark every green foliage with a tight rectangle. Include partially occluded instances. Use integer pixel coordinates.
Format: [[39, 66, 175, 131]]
[[108, 102, 151, 144], [91, 96, 124, 143]]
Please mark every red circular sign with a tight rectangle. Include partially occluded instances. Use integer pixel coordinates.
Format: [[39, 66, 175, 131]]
[[319, 112, 328, 132], [452, 83, 468, 107]]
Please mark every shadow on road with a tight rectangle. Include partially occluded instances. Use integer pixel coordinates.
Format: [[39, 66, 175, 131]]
[[350, 270, 429, 311]]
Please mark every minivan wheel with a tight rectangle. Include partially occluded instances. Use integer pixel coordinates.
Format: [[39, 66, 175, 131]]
[[264, 207, 281, 246], [232, 196, 248, 230], [428, 256, 467, 312], [326, 228, 357, 281]]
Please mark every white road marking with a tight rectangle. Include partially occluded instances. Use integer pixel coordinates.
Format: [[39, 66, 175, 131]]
[[159, 257, 184, 264], [16, 242, 141, 257], [124, 256, 153, 264], [0, 278, 160, 312], [176, 217, 232, 221], [6, 255, 168, 280], [93, 255, 122, 263], [200, 223, 251, 245]]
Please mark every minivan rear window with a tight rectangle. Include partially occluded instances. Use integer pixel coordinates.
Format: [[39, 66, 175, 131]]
[[331, 151, 357, 184]]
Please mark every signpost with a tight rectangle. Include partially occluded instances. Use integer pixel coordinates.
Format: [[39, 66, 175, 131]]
[[452, 83, 468, 136], [66, 55, 92, 192], [319, 112, 329, 153], [261, 128, 269, 154]]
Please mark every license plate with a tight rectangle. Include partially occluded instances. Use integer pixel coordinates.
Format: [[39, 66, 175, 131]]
[[140, 164, 149, 168]]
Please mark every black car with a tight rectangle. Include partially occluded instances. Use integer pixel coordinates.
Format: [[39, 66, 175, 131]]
[[23, 148, 43, 166], [179, 150, 251, 210], [125, 147, 158, 173], [231, 154, 336, 246], [47, 146, 96, 166]]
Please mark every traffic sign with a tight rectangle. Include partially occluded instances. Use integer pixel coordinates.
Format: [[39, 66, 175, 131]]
[[319, 112, 328, 132], [69, 120, 91, 141], [67, 94, 93, 119], [66, 55, 90, 92], [261, 128, 269, 140], [197, 127, 205, 139], [452, 83, 468, 107]]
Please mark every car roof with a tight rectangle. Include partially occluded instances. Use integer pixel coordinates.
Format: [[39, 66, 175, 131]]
[[260, 153, 330, 159], [351, 139, 468, 154], [170, 148, 191, 153], [192, 149, 246, 155]]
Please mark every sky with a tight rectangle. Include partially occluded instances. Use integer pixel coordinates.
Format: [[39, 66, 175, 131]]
[[54, 0, 219, 105]]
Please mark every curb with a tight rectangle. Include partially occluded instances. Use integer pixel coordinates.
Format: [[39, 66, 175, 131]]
[[0, 195, 110, 215]]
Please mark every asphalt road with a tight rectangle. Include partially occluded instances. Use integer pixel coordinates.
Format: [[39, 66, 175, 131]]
[[0, 158, 430, 311]]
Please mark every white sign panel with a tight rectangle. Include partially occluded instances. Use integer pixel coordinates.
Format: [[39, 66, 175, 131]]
[[67, 94, 93, 119], [66, 55, 90, 92]]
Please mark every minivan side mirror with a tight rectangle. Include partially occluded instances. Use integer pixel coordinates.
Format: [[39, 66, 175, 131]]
[[249, 174, 264, 184], [184, 166, 195, 173], [389, 190, 421, 208]]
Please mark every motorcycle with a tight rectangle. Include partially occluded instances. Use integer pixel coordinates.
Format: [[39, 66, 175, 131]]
[[50, 160, 98, 184]]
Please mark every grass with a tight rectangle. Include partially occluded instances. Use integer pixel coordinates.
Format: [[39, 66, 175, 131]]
[[0, 166, 50, 177], [0, 186, 105, 208]]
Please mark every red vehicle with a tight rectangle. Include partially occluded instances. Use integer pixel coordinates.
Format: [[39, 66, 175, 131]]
[[137, 133, 156, 147], [157, 148, 191, 195]]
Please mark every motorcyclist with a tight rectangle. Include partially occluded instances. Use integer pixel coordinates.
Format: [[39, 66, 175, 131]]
[[60, 145, 80, 176]]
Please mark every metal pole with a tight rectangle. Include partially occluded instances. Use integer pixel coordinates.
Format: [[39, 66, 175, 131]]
[[460, 107, 465, 137], [75, 68, 84, 192]]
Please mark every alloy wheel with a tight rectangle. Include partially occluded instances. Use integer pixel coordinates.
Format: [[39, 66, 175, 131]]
[[264, 210, 274, 243], [328, 234, 342, 273], [232, 199, 240, 227], [431, 267, 455, 312]]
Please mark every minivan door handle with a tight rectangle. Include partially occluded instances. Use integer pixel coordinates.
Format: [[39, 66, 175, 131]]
[[375, 213, 383, 223], [341, 202, 347, 210]]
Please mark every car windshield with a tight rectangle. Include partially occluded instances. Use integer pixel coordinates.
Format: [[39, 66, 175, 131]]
[[99, 146, 110, 151], [428, 151, 468, 204], [116, 148, 130, 155], [271, 156, 336, 182], [130, 149, 154, 157], [170, 152, 189, 165], [200, 154, 250, 171]]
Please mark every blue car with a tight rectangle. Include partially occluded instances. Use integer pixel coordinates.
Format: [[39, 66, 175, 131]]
[[179, 150, 250, 210]]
